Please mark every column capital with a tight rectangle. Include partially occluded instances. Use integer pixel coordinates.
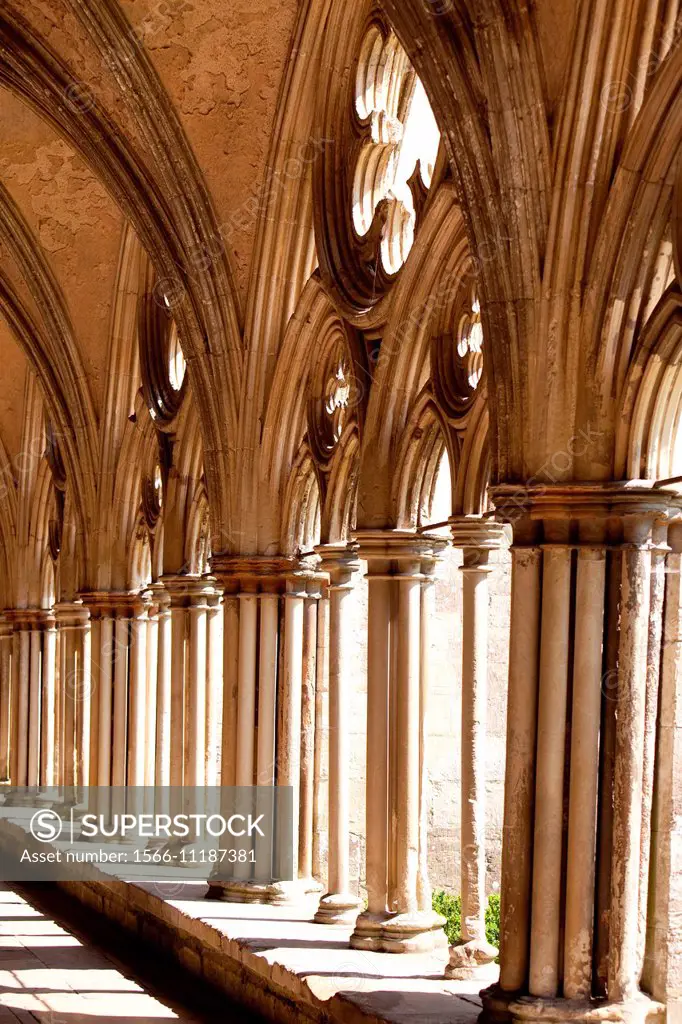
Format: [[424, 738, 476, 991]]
[[80, 590, 147, 618], [53, 599, 90, 629], [353, 529, 447, 575], [450, 516, 507, 568], [210, 554, 321, 595], [314, 542, 360, 588], [3, 608, 52, 630], [491, 481, 682, 546], [160, 573, 217, 607], [147, 581, 171, 614]]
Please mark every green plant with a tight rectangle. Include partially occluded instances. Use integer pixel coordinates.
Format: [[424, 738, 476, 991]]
[[432, 890, 461, 944], [485, 892, 500, 948], [431, 890, 500, 949]]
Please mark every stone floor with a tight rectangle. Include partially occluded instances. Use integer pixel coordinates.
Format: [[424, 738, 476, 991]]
[[0, 882, 241, 1022]]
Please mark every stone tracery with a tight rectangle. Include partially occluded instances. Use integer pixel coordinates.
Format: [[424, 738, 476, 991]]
[[0, 1, 679, 1022]]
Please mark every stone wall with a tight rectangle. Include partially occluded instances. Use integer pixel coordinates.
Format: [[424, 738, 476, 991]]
[[344, 542, 511, 899]]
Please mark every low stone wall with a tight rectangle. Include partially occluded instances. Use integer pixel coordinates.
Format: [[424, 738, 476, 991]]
[[58, 877, 489, 1024]]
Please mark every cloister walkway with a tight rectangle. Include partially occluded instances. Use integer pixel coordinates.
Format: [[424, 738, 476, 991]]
[[0, 882, 248, 1022]]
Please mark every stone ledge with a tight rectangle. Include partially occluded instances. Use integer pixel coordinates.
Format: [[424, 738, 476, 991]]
[[57, 876, 491, 1024]]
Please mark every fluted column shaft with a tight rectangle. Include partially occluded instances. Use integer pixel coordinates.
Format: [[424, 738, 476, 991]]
[[0, 620, 11, 782], [205, 585, 223, 787], [155, 588, 172, 787], [484, 484, 674, 1024], [54, 601, 91, 789], [208, 556, 322, 905], [128, 594, 150, 787], [351, 531, 447, 954], [314, 545, 362, 925], [448, 519, 506, 979]]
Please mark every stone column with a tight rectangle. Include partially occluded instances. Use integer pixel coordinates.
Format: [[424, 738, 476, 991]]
[[40, 615, 57, 787], [279, 575, 306, 885], [351, 531, 447, 953], [205, 584, 223, 787], [27, 615, 42, 787], [127, 593, 150, 787], [563, 543, 606, 999], [352, 546, 390, 944], [0, 618, 11, 782], [185, 580, 212, 788], [314, 545, 362, 925], [276, 570, 324, 902], [312, 586, 330, 886], [482, 484, 672, 1024], [647, 520, 682, 1011], [447, 518, 506, 979], [162, 575, 192, 787], [54, 601, 91, 789], [257, 587, 279, 787], [8, 615, 30, 786], [111, 602, 131, 789], [207, 557, 325, 904], [220, 584, 239, 789], [299, 587, 319, 886], [608, 513, 656, 1004], [154, 587, 172, 787], [236, 587, 258, 788]]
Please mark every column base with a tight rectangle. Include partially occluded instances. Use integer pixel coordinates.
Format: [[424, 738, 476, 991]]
[[481, 984, 664, 1024], [350, 909, 448, 953], [206, 876, 323, 906], [445, 938, 499, 979], [313, 891, 363, 925]]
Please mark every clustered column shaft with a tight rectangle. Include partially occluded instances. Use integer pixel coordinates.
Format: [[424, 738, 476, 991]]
[[485, 484, 680, 1024], [350, 531, 447, 954]]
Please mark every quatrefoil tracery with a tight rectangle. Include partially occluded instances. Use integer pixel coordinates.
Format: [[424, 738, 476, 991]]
[[313, 12, 441, 321]]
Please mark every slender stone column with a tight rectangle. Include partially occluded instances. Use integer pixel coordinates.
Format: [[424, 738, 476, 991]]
[[236, 589, 258, 788], [40, 615, 57, 786], [637, 524, 666, 979], [111, 608, 130, 789], [208, 557, 323, 905], [205, 584, 223, 787], [163, 576, 191, 787], [314, 545, 362, 925], [88, 612, 102, 786], [8, 618, 30, 786], [299, 589, 319, 885], [145, 594, 159, 787], [257, 589, 279, 787], [448, 519, 506, 978], [648, 520, 682, 1008], [155, 587, 172, 787], [529, 542, 573, 998], [27, 617, 42, 787], [609, 514, 655, 1003], [351, 531, 446, 953], [393, 556, 422, 919], [564, 545, 606, 998], [93, 607, 113, 788], [351, 551, 390, 944], [280, 576, 305, 881], [482, 485, 675, 1024], [418, 561, 435, 914], [0, 619, 11, 782], [221, 586, 239, 789], [312, 588, 329, 886], [54, 601, 91, 789], [185, 580, 212, 788], [127, 594, 149, 787]]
